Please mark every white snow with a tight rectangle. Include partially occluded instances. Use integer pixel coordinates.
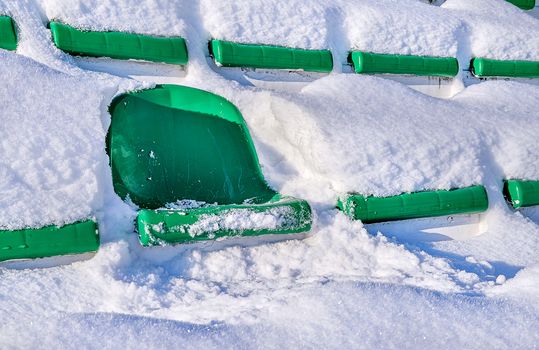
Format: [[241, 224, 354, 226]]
[[0, 0, 539, 348], [443, 0, 539, 60], [0, 50, 110, 229], [185, 206, 297, 237], [42, 0, 189, 37]]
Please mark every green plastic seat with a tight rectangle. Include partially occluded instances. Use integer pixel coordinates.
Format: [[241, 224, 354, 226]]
[[504, 180, 539, 209], [349, 51, 459, 77], [0, 16, 17, 51], [108, 84, 312, 246], [506, 0, 535, 10], [338, 186, 488, 224], [210, 40, 333, 73], [471, 58, 539, 78], [0, 220, 99, 262], [49, 21, 188, 65]]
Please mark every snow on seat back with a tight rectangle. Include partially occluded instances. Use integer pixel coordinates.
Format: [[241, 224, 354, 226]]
[[200, 0, 329, 53], [442, 0, 539, 64], [342, 1, 461, 63], [43, 0, 189, 38]]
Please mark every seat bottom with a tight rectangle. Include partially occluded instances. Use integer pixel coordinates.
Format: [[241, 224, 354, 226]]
[[0, 220, 99, 262], [137, 195, 312, 246]]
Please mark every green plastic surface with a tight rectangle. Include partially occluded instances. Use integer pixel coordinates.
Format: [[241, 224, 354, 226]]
[[0, 16, 17, 51], [210, 40, 333, 73], [338, 186, 488, 224], [471, 58, 539, 78], [504, 180, 539, 209], [49, 21, 188, 65], [349, 51, 459, 77], [138, 195, 312, 246], [108, 84, 312, 244], [506, 0, 535, 10], [0, 220, 99, 262]]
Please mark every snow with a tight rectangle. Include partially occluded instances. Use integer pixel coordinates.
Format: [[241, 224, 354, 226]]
[[0, 50, 110, 229], [443, 0, 539, 61], [185, 206, 297, 237], [0, 0, 539, 348], [42, 0, 189, 37], [343, 0, 462, 57]]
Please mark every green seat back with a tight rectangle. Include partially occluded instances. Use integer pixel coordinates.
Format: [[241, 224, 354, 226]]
[[108, 85, 276, 209]]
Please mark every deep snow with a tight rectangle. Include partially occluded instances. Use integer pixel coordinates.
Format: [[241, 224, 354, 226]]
[[1, 0, 539, 348]]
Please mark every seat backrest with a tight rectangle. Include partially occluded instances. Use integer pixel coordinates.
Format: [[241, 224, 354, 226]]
[[108, 85, 276, 209]]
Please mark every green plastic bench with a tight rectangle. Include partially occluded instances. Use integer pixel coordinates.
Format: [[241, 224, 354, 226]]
[[0, 16, 17, 51], [504, 180, 539, 209], [338, 186, 488, 224], [210, 40, 333, 73], [49, 21, 188, 65], [506, 0, 536, 10], [0, 220, 99, 262], [108, 84, 312, 246], [471, 58, 539, 78], [349, 51, 459, 77]]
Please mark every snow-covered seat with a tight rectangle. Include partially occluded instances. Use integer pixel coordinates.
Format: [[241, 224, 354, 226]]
[[471, 58, 539, 78], [49, 21, 188, 65], [0, 220, 99, 262], [107, 84, 312, 245], [504, 180, 539, 208], [209, 39, 333, 73], [338, 186, 488, 224], [348, 51, 459, 77]]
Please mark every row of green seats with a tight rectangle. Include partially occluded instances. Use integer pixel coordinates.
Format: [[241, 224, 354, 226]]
[[338, 180, 539, 224], [2, 19, 539, 262], [0, 20, 529, 79], [349, 52, 539, 79]]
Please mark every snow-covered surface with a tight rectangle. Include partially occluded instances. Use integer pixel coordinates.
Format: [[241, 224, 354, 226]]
[[443, 0, 539, 61], [0, 51, 110, 229], [43, 0, 189, 37], [1, 0, 539, 348]]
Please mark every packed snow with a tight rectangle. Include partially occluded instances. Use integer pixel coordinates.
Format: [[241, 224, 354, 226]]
[[0, 0, 539, 348]]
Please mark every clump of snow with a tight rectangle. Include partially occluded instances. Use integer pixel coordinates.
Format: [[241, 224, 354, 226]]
[[488, 264, 539, 309], [165, 199, 207, 210], [185, 206, 297, 238]]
